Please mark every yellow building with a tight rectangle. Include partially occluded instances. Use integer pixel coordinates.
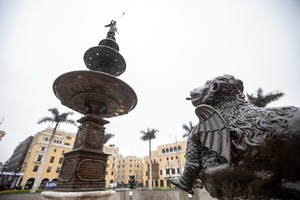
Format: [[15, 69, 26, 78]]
[[116, 155, 143, 187], [103, 144, 120, 187], [143, 140, 187, 188], [20, 128, 76, 189]]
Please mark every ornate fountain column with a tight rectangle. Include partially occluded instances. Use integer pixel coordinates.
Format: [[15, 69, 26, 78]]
[[42, 20, 137, 199]]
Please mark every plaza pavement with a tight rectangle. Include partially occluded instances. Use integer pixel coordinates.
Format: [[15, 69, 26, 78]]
[[0, 193, 44, 200]]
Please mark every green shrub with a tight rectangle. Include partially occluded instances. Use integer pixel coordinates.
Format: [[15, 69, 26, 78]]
[[0, 190, 30, 195]]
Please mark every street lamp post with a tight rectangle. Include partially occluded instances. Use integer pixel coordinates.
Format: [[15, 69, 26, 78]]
[[0, 161, 8, 189], [168, 168, 171, 189]]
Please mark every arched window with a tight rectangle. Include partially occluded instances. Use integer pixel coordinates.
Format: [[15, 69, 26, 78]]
[[174, 146, 177, 151], [166, 148, 169, 153], [40, 178, 49, 189], [155, 180, 159, 187], [178, 146, 182, 151], [160, 180, 164, 187], [25, 178, 35, 189], [170, 147, 173, 152], [145, 180, 149, 187], [162, 149, 165, 153]]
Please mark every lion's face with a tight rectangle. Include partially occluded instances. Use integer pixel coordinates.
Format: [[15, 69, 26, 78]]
[[189, 75, 244, 107]]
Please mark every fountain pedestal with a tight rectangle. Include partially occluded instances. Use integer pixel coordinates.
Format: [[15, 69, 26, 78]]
[[55, 114, 109, 192]]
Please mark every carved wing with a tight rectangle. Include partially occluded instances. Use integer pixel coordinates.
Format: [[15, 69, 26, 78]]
[[195, 105, 231, 163]]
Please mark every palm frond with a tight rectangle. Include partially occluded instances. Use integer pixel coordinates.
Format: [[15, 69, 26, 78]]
[[182, 121, 195, 138], [37, 117, 54, 124], [140, 127, 158, 141], [247, 88, 285, 107], [38, 108, 76, 128], [104, 133, 115, 144]]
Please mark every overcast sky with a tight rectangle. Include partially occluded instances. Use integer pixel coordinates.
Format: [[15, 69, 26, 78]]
[[1, 0, 300, 163]]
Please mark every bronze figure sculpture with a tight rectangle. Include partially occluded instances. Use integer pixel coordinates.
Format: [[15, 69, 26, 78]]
[[171, 75, 300, 199]]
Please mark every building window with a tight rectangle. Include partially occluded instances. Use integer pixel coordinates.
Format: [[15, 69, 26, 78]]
[[166, 148, 169, 153], [37, 155, 43, 162], [166, 157, 169, 161], [170, 147, 173, 152], [56, 167, 60, 173], [160, 170, 162, 175], [178, 146, 182, 151], [174, 147, 177, 151], [33, 165, 39, 172], [175, 156, 178, 160], [50, 156, 55, 163], [62, 150, 65, 154], [54, 149, 57, 152], [171, 168, 176, 174], [46, 166, 52, 173], [64, 143, 70, 146], [41, 146, 46, 151], [66, 136, 72, 140], [166, 169, 170, 175], [162, 149, 165, 153], [59, 157, 63, 164], [171, 156, 173, 160]]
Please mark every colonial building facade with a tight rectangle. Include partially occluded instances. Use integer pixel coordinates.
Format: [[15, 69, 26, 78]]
[[2, 128, 188, 190], [0, 136, 33, 189], [143, 140, 187, 188], [115, 155, 143, 187], [20, 128, 76, 189]]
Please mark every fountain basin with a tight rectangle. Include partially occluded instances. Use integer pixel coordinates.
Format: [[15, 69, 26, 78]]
[[53, 70, 137, 118]]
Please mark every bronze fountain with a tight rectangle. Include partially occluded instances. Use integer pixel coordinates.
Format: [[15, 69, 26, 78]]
[[43, 19, 137, 198]]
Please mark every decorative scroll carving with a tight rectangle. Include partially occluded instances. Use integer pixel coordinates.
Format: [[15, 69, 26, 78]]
[[73, 125, 85, 149], [85, 125, 102, 149]]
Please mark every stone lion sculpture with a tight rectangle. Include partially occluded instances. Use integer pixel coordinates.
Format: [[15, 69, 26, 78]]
[[171, 75, 300, 199]]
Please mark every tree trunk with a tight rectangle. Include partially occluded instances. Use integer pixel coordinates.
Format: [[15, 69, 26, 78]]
[[149, 139, 152, 189], [30, 124, 58, 192]]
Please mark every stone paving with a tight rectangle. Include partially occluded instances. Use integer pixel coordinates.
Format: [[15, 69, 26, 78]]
[[0, 193, 44, 200]]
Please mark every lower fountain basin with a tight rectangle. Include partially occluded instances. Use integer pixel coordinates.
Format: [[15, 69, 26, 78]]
[[53, 70, 137, 118]]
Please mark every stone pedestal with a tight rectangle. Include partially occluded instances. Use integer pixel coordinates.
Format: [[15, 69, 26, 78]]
[[55, 114, 109, 192], [42, 190, 116, 200]]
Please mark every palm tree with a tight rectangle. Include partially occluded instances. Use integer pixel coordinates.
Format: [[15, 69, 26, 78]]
[[140, 127, 158, 189], [246, 88, 285, 107], [103, 133, 115, 144], [182, 121, 195, 138], [30, 108, 76, 193]]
